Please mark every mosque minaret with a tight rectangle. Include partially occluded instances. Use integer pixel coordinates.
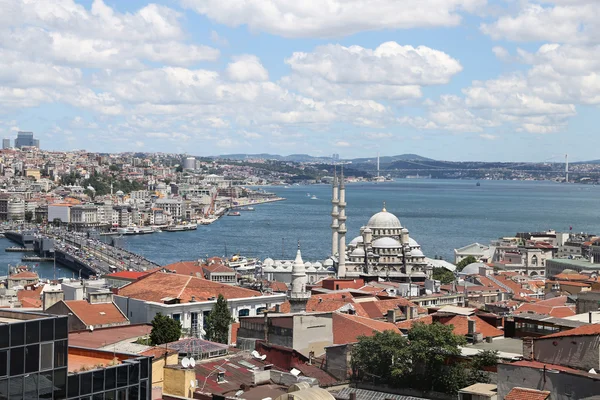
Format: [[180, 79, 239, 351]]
[[330, 167, 339, 258], [336, 166, 347, 278], [288, 242, 310, 312]]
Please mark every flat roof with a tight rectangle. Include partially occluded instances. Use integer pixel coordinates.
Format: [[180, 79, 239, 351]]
[[467, 337, 524, 355], [0, 309, 59, 324], [69, 324, 152, 349], [547, 258, 600, 270]]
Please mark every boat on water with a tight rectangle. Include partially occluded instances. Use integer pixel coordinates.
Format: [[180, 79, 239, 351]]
[[164, 223, 198, 232], [310, 195, 318, 200], [116, 226, 154, 235], [476, 182, 481, 187], [228, 211, 241, 216], [237, 206, 255, 211], [227, 255, 259, 273]]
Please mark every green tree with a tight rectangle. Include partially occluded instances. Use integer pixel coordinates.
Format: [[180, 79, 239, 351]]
[[24, 211, 33, 222], [109, 164, 121, 172], [456, 256, 477, 271], [205, 294, 233, 344], [175, 165, 183, 173], [150, 313, 182, 345], [466, 350, 498, 385], [432, 267, 455, 284], [52, 218, 62, 228], [35, 215, 43, 224], [351, 330, 410, 384]]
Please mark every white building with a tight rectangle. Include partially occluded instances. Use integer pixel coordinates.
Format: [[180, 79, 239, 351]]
[[48, 204, 71, 223], [70, 205, 98, 226], [155, 198, 183, 219], [115, 272, 286, 333]]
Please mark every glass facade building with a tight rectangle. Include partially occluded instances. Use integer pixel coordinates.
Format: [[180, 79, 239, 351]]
[[0, 311, 151, 400]]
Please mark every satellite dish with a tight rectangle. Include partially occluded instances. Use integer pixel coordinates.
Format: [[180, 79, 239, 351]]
[[190, 379, 196, 388], [88, 325, 94, 332], [181, 357, 190, 368], [189, 357, 196, 367], [590, 368, 597, 374]]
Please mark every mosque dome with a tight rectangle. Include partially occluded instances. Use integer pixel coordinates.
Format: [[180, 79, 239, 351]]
[[411, 248, 424, 257], [367, 207, 402, 229], [306, 262, 316, 272], [283, 261, 292, 270], [372, 237, 402, 248], [323, 259, 334, 267], [313, 261, 323, 270], [408, 238, 420, 247], [351, 248, 365, 257], [273, 261, 282, 269], [263, 258, 274, 267], [115, 190, 124, 196], [349, 236, 364, 247], [461, 262, 487, 275]]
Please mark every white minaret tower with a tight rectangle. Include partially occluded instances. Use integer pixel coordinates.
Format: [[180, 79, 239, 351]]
[[337, 165, 347, 278], [331, 165, 339, 256], [565, 154, 569, 183], [289, 241, 310, 313]]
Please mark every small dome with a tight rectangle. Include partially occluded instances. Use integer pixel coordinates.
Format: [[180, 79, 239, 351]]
[[372, 237, 401, 248], [461, 262, 487, 275], [408, 238, 420, 247], [115, 190, 124, 196], [306, 263, 317, 272], [263, 258, 274, 267], [349, 236, 364, 247], [351, 248, 366, 257], [313, 261, 323, 269], [304, 262, 312, 267], [283, 261, 292, 270], [367, 209, 402, 229], [274, 261, 282, 269], [411, 249, 424, 257], [323, 258, 334, 267]]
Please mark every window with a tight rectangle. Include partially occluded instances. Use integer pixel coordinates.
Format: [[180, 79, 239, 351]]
[[93, 370, 104, 393], [238, 309, 250, 317], [68, 374, 80, 398], [129, 363, 139, 385], [172, 313, 181, 323], [54, 340, 67, 368], [105, 367, 116, 390], [117, 366, 128, 387], [40, 319, 53, 342], [25, 344, 40, 373], [24, 373, 38, 399], [9, 376, 22, 400], [26, 321, 40, 344], [10, 324, 24, 347], [0, 378, 7, 400], [10, 346, 24, 376], [0, 352, 6, 377], [80, 372, 93, 395], [38, 372, 53, 399], [54, 318, 68, 340], [54, 368, 67, 399], [40, 342, 53, 371], [0, 326, 8, 349]]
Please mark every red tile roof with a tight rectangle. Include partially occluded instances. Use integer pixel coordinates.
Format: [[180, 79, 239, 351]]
[[278, 292, 362, 315], [514, 303, 576, 318], [396, 315, 434, 330], [162, 261, 204, 277], [505, 387, 551, 400], [118, 271, 262, 303], [444, 315, 504, 338], [332, 312, 401, 345], [353, 298, 416, 319], [63, 300, 129, 328], [553, 273, 589, 282], [9, 271, 39, 279], [105, 271, 148, 280], [69, 324, 152, 348], [541, 323, 600, 339], [17, 285, 43, 308], [203, 263, 236, 274]]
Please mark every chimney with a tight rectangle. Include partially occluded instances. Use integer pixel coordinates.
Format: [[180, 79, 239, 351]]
[[468, 319, 476, 336], [88, 290, 113, 304], [522, 337, 534, 360], [43, 290, 64, 311], [387, 309, 396, 323]]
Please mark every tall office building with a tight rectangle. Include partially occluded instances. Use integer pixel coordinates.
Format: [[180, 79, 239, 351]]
[[14, 131, 39, 149], [2, 139, 10, 149]]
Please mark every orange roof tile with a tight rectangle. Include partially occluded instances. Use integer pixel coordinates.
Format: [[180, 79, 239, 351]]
[[444, 315, 504, 338], [504, 387, 550, 400], [515, 304, 576, 318], [105, 271, 148, 280], [162, 261, 204, 277], [332, 312, 401, 345], [118, 271, 261, 303], [553, 273, 589, 282], [63, 300, 129, 327], [9, 271, 39, 279], [541, 323, 600, 339], [396, 315, 434, 330]]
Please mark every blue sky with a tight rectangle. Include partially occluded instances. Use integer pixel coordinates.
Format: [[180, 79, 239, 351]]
[[1, 0, 599, 161]]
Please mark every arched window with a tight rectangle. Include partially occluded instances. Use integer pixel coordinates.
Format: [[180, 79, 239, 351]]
[[238, 309, 250, 317], [531, 255, 538, 266]]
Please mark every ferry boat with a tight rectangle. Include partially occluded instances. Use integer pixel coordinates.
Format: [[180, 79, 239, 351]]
[[237, 206, 255, 211], [164, 223, 198, 232], [116, 226, 154, 235], [227, 211, 241, 216], [227, 255, 259, 272], [310, 195, 318, 200]]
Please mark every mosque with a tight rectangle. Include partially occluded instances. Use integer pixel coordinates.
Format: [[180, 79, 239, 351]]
[[331, 167, 432, 282]]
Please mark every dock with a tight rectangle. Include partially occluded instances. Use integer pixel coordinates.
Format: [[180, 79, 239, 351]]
[[5, 247, 36, 252]]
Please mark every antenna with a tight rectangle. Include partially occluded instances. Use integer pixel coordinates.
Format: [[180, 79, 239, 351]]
[[565, 153, 569, 183]]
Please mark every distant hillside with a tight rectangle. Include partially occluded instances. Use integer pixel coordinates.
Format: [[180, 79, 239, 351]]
[[214, 153, 434, 163]]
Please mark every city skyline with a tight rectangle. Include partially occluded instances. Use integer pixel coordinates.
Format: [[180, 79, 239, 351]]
[[1, 0, 599, 162]]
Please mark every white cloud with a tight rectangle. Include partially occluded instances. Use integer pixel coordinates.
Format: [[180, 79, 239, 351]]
[[335, 140, 351, 147], [226, 55, 269, 82], [182, 0, 486, 38], [479, 133, 497, 140], [363, 132, 394, 139], [492, 46, 510, 61], [481, 1, 600, 44], [210, 30, 229, 46]]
